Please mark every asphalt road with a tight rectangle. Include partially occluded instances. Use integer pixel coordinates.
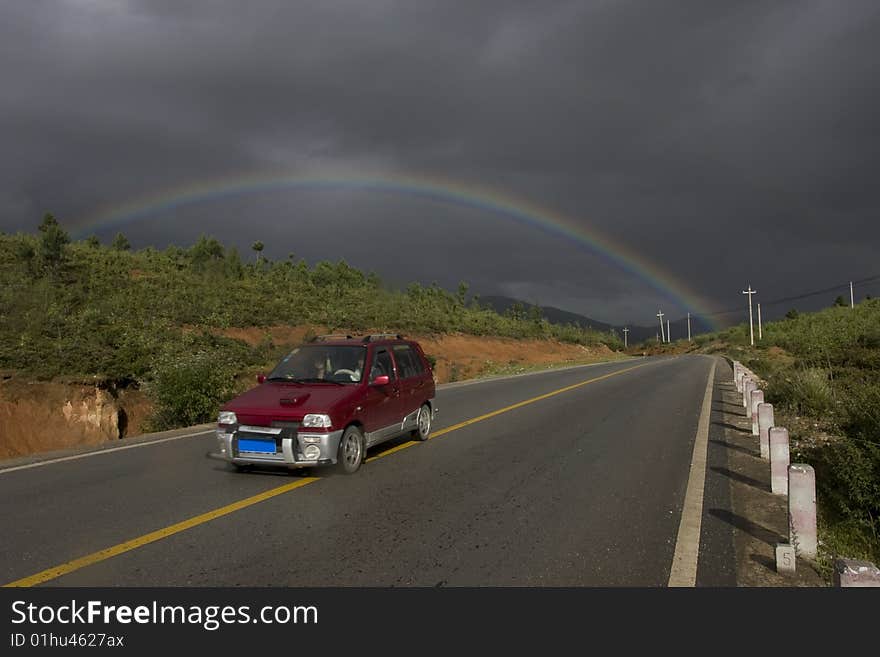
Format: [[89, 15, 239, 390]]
[[0, 355, 729, 586]]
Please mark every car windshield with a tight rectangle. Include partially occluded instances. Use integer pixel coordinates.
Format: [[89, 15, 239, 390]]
[[267, 345, 367, 384]]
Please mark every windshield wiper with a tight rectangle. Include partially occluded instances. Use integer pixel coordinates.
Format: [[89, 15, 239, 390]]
[[291, 378, 344, 385], [266, 376, 302, 383]]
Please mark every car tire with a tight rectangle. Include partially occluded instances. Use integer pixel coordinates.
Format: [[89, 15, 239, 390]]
[[411, 403, 432, 441], [335, 425, 365, 474]]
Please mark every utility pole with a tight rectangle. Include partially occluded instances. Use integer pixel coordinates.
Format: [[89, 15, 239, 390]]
[[656, 310, 665, 343], [742, 285, 757, 346], [623, 327, 629, 349], [850, 281, 854, 308], [757, 303, 763, 340], [667, 319, 671, 343], [687, 312, 692, 342]]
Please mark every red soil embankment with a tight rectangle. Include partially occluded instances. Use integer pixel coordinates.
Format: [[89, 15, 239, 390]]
[[208, 325, 618, 383], [0, 379, 151, 460]]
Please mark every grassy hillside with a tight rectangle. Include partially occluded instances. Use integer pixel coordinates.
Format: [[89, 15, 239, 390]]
[[682, 302, 880, 566], [0, 216, 622, 429]]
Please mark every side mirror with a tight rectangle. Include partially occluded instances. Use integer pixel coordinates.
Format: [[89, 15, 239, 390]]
[[256, 373, 266, 384], [370, 374, 390, 386]]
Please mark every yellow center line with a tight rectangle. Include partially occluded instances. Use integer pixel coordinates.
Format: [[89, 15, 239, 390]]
[[429, 362, 647, 438], [368, 362, 647, 459], [365, 440, 419, 462], [3, 477, 319, 588], [4, 361, 648, 587]]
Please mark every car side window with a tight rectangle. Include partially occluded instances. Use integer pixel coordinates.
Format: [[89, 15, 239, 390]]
[[370, 349, 395, 382], [392, 345, 423, 379], [411, 347, 427, 374]]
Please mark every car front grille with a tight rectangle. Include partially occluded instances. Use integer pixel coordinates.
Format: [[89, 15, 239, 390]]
[[272, 420, 305, 459], [271, 420, 300, 451]]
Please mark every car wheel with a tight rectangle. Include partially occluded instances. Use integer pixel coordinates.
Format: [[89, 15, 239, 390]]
[[411, 404, 432, 441], [335, 425, 365, 474]]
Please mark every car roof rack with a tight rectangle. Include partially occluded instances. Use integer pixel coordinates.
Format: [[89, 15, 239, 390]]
[[362, 333, 403, 343], [311, 334, 355, 342]]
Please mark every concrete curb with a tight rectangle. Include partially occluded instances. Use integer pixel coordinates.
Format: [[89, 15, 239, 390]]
[[833, 559, 880, 587]]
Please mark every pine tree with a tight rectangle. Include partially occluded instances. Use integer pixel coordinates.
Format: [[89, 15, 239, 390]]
[[37, 212, 69, 273], [226, 246, 244, 279], [112, 232, 131, 251]]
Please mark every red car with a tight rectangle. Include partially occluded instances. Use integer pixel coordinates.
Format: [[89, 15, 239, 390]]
[[212, 334, 437, 474]]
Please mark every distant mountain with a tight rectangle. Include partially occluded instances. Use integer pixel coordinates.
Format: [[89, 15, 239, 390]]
[[479, 296, 613, 332], [477, 295, 708, 344]]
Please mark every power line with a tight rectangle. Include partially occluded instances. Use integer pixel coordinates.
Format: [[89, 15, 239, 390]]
[[703, 273, 880, 318]]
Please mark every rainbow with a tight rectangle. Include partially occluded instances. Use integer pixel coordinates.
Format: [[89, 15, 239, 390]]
[[72, 171, 718, 327]]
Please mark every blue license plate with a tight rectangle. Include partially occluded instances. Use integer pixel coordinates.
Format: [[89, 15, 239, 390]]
[[238, 438, 276, 453]]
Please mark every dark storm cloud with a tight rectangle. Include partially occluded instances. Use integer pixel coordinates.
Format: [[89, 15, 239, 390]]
[[2, 0, 879, 325]]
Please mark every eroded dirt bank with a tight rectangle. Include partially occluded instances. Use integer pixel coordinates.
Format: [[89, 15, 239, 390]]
[[0, 380, 151, 460]]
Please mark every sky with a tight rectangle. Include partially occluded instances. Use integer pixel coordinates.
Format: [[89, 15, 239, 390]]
[[2, 0, 879, 329]]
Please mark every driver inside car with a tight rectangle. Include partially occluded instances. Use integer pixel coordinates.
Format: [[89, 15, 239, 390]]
[[351, 355, 365, 382], [310, 353, 327, 379]]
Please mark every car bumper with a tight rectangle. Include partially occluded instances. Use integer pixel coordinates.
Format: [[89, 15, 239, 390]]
[[209, 426, 345, 468]]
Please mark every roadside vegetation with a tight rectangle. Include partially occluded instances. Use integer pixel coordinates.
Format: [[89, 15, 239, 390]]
[[0, 215, 622, 431], [646, 301, 880, 567]]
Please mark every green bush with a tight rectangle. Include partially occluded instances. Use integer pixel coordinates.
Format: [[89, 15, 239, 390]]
[[767, 367, 834, 416], [146, 345, 239, 430], [808, 439, 880, 557], [841, 381, 880, 443], [858, 325, 880, 350]]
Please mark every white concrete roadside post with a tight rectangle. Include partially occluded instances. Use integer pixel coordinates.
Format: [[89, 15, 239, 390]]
[[788, 464, 817, 559], [833, 559, 880, 587], [757, 403, 774, 459], [770, 427, 790, 495], [734, 363, 743, 392], [743, 378, 756, 409], [750, 389, 764, 436], [776, 544, 796, 575]]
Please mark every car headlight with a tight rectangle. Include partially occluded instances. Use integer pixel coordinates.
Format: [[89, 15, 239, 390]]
[[218, 411, 238, 425], [302, 413, 332, 428]]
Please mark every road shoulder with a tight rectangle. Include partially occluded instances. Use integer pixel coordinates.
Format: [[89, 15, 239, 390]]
[[708, 357, 826, 586]]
